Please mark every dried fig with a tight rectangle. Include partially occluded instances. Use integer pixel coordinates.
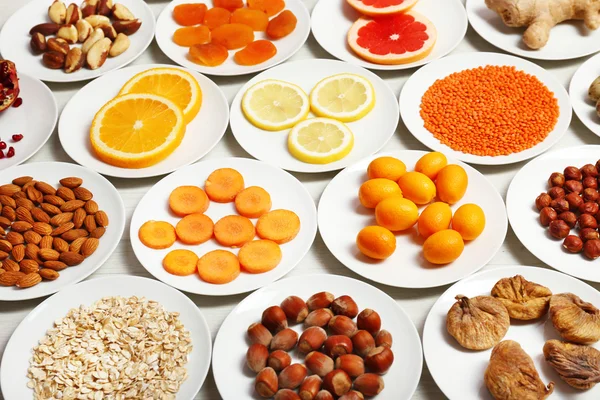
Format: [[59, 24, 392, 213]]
[[485, 340, 554, 400], [543, 340, 600, 390], [491, 275, 552, 320], [549, 293, 600, 344], [446, 295, 510, 350]]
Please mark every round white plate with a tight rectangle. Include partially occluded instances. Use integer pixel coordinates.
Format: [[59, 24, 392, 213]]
[[318, 150, 507, 289], [400, 52, 572, 166], [213, 273, 423, 400], [155, 0, 310, 76], [130, 157, 317, 296], [467, 0, 600, 61], [0, 275, 212, 400], [423, 265, 600, 400], [230, 59, 399, 173], [59, 64, 229, 179], [0, 0, 155, 83], [311, 0, 467, 71], [569, 52, 600, 138], [507, 145, 600, 283], [0, 72, 57, 170], [0, 162, 125, 301]]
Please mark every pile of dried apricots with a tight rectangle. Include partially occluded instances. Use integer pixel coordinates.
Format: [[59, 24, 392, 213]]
[[172, 0, 298, 67]]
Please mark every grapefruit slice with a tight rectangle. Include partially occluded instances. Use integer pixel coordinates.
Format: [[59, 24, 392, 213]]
[[346, 0, 419, 16], [347, 12, 437, 65]]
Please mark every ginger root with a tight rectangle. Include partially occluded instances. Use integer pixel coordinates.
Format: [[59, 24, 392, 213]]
[[485, 0, 600, 49]]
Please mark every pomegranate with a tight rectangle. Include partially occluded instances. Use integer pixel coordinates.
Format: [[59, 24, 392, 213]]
[[0, 60, 20, 113]]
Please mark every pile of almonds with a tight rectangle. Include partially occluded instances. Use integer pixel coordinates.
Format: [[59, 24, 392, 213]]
[[0, 176, 109, 289], [247, 292, 394, 400], [30, 0, 142, 73]]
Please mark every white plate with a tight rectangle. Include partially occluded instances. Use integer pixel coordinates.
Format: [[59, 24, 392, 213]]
[[155, 0, 310, 76], [213, 273, 423, 400], [58, 64, 229, 179], [400, 52, 572, 166], [507, 145, 600, 283], [0, 72, 57, 170], [423, 265, 600, 400], [0, 0, 155, 83], [0, 275, 212, 400], [467, 0, 600, 61], [130, 157, 317, 296], [569, 52, 600, 138], [230, 59, 399, 173], [311, 0, 467, 71], [0, 162, 125, 301], [318, 150, 507, 289]]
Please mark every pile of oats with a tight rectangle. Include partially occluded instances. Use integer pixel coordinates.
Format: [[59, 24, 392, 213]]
[[27, 296, 193, 400]]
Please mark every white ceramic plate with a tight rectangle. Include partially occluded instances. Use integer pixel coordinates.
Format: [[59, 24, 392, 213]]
[[0, 72, 57, 170], [213, 273, 423, 400], [467, 0, 600, 61], [130, 157, 317, 296], [0, 162, 125, 301], [155, 0, 310, 76], [400, 52, 572, 166], [507, 145, 600, 283], [423, 265, 600, 400], [230, 59, 399, 173], [0, 0, 155, 83], [0, 275, 212, 400], [570, 52, 600, 138], [318, 150, 507, 289], [58, 64, 229, 179], [311, 0, 467, 71]]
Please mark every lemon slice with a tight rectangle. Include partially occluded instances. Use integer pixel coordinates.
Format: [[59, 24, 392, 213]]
[[287, 118, 354, 164], [309, 73, 375, 122], [242, 79, 310, 131]]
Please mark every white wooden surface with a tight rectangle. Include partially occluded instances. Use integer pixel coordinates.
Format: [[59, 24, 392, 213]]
[[1, 1, 600, 399]]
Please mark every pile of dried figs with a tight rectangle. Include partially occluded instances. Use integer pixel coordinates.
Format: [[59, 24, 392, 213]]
[[446, 275, 600, 399]]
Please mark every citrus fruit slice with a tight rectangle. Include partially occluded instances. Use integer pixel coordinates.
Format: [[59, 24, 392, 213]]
[[90, 93, 186, 168], [118, 67, 202, 124], [346, 0, 419, 16], [287, 118, 354, 164], [309, 73, 375, 122], [347, 12, 437, 65], [242, 79, 310, 131]]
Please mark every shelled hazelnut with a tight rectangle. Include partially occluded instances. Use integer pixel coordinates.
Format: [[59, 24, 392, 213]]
[[536, 193, 552, 210], [549, 220, 570, 239], [564, 166, 582, 181], [563, 235, 583, 253], [548, 172, 565, 187], [558, 211, 577, 228], [584, 239, 600, 260], [580, 228, 600, 242], [539, 207, 557, 226]]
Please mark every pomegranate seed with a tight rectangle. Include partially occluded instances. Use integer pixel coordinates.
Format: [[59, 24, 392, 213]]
[[6, 147, 14, 158], [12, 134, 23, 142], [12, 98, 22, 108], [0, 141, 6, 150], [0, 150, 5, 159]]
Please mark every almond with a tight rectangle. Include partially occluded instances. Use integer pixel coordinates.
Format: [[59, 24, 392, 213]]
[[84, 200, 98, 214], [40, 203, 61, 216], [32, 207, 52, 222], [11, 221, 32, 232], [34, 181, 56, 195], [69, 237, 87, 253], [73, 186, 93, 201], [0, 268, 4, 275], [2, 258, 20, 271], [0, 271, 24, 286], [0, 251, 9, 260], [56, 187, 75, 201], [43, 261, 67, 271], [16, 273, 42, 288], [0, 216, 10, 228], [39, 235, 53, 249], [61, 200, 85, 212], [81, 237, 99, 257], [33, 222, 53, 236], [2, 206, 16, 221], [73, 208, 86, 229], [19, 259, 39, 274], [52, 237, 69, 253], [51, 222, 74, 237], [43, 195, 65, 207], [12, 176, 33, 187], [16, 207, 34, 224], [95, 210, 109, 227], [6, 231, 24, 245], [25, 243, 41, 261], [90, 226, 105, 239], [12, 191, 26, 200], [0, 240, 12, 253], [39, 248, 60, 261], [0, 184, 21, 196], [0, 226, 6, 236], [22, 180, 37, 191], [60, 251, 84, 266], [11, 244, 25, 262], [39, 268, 59, 280], [61, 229, 88, 242], [84, 215, 97, 232], [50, 212, 74, 226], [16, 197, 35, 211], [26, 186, 43, 203], [23, 231, 42, 245], [0, 195, 16, 208]]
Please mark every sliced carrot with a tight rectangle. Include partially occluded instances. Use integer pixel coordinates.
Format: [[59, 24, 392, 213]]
[[163, 249, 199, 276], [176, 213, 214, 245], [256, 209, 300, 244], [169, 186, 209, 216], [238, 240, 282, 273], [214, 215, 255, 247], [205, 168, 245, 203], [235, 186, 272, 218], [138, 221, 177, 249], [197, 249, 240, 284]]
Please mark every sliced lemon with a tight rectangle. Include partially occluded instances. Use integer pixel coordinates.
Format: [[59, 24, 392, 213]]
[[118, 67, 202, 124], [287, 118, 354, 164], [242, 79, 310, 131], [309, 73, 375, 122], [90, 93, 186, 169]]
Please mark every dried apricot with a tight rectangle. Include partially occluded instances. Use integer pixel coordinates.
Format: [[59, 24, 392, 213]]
[[173, 3, 207, 26], [189, 43, 229, 66], [214, 0, 244, 12], [231, 8, 269, 31], [173, 25, 211, 47], [235, 40, 277, 65], [248, 0, 285, 17], [203, 7, 231, 30], [266, 10, 297, 39], [211, 23, 255, 50]]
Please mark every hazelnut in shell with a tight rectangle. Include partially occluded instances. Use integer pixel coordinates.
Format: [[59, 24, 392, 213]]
[[270, 328, 298, 352], [564, 180, 583, 195], [305, 351, 334, 377], [353, 373, 385, 397], [314, 390, 335, 400], [256, 367, 279, 398], [304, 308, 334, 328], [278, 363, 307, 389], [334, 354, 365, 378], [324, 335, 353, 359], [247, 343, 269, 373], [281, 296, 309, 323], [268, 350, 291, 372], [339, 391, 364, 400], [331, 295, 359, 318], [352, 330, 376, 357], [357, 309, 381, 336], [307, 291, 334, 311], [323, 370, 352, 397], [248, 323, 273, 347], [328, 315, 357, 337], [262, 306, 288, 333], [584, 188, 600, 202], [275, 389, 301, 400], [298, 375, 322, 400], [581, 164, 599, 178], [375, 330, 393, 348], [365, 346, 394, 374], [298, 326, 327, 353]]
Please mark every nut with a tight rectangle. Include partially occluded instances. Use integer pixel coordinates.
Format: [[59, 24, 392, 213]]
[[262, 306, 288, 333], [298, 375, 322, 400], [323, 335, 353, 359], [61, 229, 88, 241], [536, 193, 552, 210], [12, 176, 33, 187], [549, 220, 570, 239], [59, 251, 84, 266], [246, 343, 269, 373], [99, 23, 117, 40], [550, 198, 569, 213], [20, 260, 40, 274], [65, 47, 84, 73], [375, 330, 393, 348], [84, 215, 97, 232], [281, 295, 309, 323], [548, 172, 565, 187], [112, 19, 141, 35], [353, 373, 384, 397], [564, 180, 583, 194], [584, 239, 600, 260], [39, 268, 59, 280], [583, 188, 599, 202], [73, 208, 86, 228], [255, 367, 278, 398], [248, 322, 273, 348], [579, 228, 600, 242], [95, 210, 109, 226], [581, 164, 599, 178], [579, 201, 599, 215], [304, 308, 334, 328], [47, 38, 70, 55], [323, 370, 352, 397], [364, 346, 394, 374], [65, 3, 81, 24], [548, 187, 565, 199], [81, 237, 98, 257], [564, 166, 582, 181], [539, 207, 557, 227], [267, 350, 291, 372], [76, 19, 93, 42], [30, 33, 47, 54], [307, 292, 334, 311], [0, 271, 24, 286], [97, 0, 113, 16], [59, 177, 83, 188], [84, 200, 98, 214], [80, 0, 98, 17], [278, 364, 307, 389], [48, 1, 67, 24], [298, 326, 327, 353], [29, 23, 60, 36], [357, 309, 381, 336], [328, 315, 357, 337], [86, 37, 111, 69], [305, 351, 334, 377], [339, 391, 364, 400], [331, 295, 359, 318], [352, 330, 376, 357], [334, 354, 365, 378], [558, 211, 577, 228], [42, 51, 66, 69], [314, 391, 334, 400], [583, 177, 599, 190], [563, 235, 583, 253], [270, 328, 298, 352], [564, 192, 583, 211], [112, 3, 135, 20], [84, 14, 111, 28], [16, 273, 42, 288], [579, 214, 598, 230], [53, 237, 69, 253], [275, 389, 301, 400], [44, 261, 67, 271]]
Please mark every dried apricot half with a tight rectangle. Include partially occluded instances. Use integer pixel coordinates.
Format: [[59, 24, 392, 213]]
[[235, 40, 277, 66], [231, 8, 269, 31], [211, 23, 255, 50], [267, 10, 297, 39], [173, 25, 211, 47], [173, 3, 207, 26], [203, 7, 232, 30], [248, 0, 285, 17], [189, 43, 229, 67], [214, 0, 244, 12]]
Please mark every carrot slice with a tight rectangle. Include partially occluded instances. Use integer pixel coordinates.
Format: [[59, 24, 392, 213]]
[[256, 209, 300, 244], [214, 215, 255, 247], [205, 168, 245, 203], [175, 213, 214, 245], [138, 221, 176, 249], [197, 249, 240, 284], [169, 186, 209, 216], [235, 186, 272, 218], [238, 240, 282, 273], [163, 249, 199, 276]]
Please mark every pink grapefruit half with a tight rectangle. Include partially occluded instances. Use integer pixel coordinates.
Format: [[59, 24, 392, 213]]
[[346, 0, 420, 16], [347, 12, 437, 65]]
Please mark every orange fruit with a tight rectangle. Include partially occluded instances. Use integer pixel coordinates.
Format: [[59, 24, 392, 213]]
[[436, 164, 468, 205], [418, 202, 452, 239], [346, 0, 419, 16], [422, 229, 464, 265], [356, 226, 396, 260], [358, 178, 402, 209], [367, 156, 406, 181], [452, 204, 486, 241], [415, 152, 447, 180], [397, 171, 436, 205], [375, 197, 418, 231]]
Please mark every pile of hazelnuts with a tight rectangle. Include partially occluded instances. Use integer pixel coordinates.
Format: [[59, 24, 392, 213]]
[[536, 160, 600, 259], [246, 292, 394, 400]]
